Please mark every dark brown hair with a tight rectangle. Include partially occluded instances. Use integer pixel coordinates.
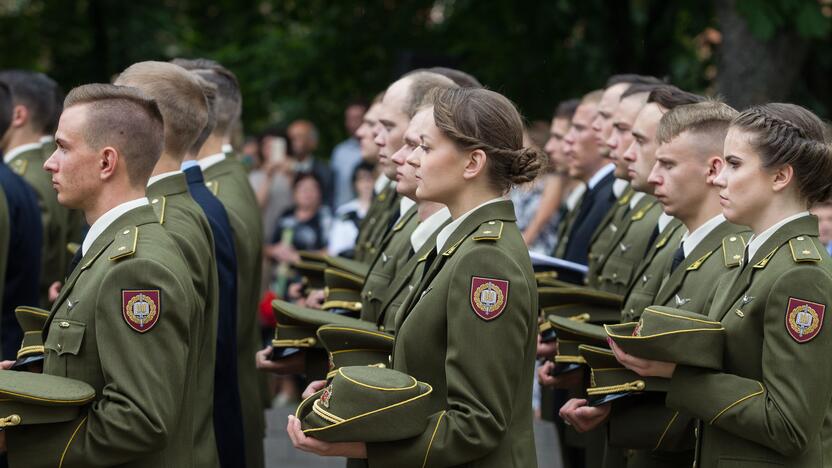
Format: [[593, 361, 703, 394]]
[[606, 74, 665, 88], [64, 84, 164, 186], [731, 103, 832, 205], [0, 70, 60, 134], [647, 86, 706, 110], [554, 99, 580, 120], [431, 87, 546, 192], [172, 58, 242, 136]]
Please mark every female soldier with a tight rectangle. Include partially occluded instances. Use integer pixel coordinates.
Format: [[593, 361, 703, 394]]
[[611, 103, 832, 467], [287, 87, 545, 466]]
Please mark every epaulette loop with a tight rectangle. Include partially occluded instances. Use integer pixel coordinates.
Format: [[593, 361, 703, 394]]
[[472, 220, 503, 241], [109, 226, 139, 261], [789, 236, 822, 263], [722, 234, 747, 268]]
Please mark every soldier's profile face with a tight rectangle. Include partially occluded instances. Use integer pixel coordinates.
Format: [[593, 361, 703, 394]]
[[544, 117, 570, 172], [606, 94, 644, 180], [565, 103, 602, 181], [627, 103, 663, 193], [44, 105, 101, 211], [651, 131, 709, 221], [374, 79, 411, 179], [716, 127, 771, 227], [392, 108, 430, 199], [410, 109, 466, 205], [591, 83, 627, 153], [357, 103, 381, 162]]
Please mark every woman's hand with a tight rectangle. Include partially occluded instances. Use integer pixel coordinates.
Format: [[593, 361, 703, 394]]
[[302, 380, 328, 399], [559, 398, 611, 433], [286, 415, 367, 458], [609, 339, 676, 378]]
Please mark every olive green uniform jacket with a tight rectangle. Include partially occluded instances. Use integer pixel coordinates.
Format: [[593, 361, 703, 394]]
[[0, 186, 8, 311], [666, 215, 832, 468], [553, 191, 585, 259], [586, 187, 634, 287], [147, 173, 220, 467], [203, 156, 266, 468], [607, 220, 749, 467], [355, 182, 401, 263], [7, 205, 199, 467], [8, 147, 69, 307], [367, 200, 538, 467]]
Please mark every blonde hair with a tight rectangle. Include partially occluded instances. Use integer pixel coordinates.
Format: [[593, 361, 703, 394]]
[[656, 100, 737, 146], [115, 61, 209, 159]]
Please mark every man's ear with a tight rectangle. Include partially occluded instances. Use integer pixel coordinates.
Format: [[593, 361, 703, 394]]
[[462, 148, 487, 181], [99, 146, 119, 181], [705, 155, 724, 185], [11, 105, 28, 129], [771, 164, 794, 193]]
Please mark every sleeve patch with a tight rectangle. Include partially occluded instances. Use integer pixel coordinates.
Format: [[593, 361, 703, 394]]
[[122, 289, 161, 333], [470, 276, 509, 321], [786, 297, 825, 343]]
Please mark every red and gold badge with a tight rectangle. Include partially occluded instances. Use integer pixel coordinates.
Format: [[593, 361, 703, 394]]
[[470, 276, 509, 321], [786, 297, 825, 343], [122, 290, 161, 333], [320, 384, 333, 408]]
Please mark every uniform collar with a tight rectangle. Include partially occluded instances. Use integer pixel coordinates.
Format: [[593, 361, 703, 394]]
[[374, 174, 391, 194], [82, 198, 149, 255], [747, 211, 810, 260], [612, 178, 629, 198], [629, 191, 646, 209], [681, 214, 725, 257], [436, 197, 504, 253], [565, 184, 586, 210], [411, 207, 451, 252], [399, 196, 416, 218], [3, 142, 42, 164], [587, 163, 615, 190], [147, 170, 182, 188], [198, 153, 226, 171], [222, 143, 234, 155], [658, 213, 675, 232]]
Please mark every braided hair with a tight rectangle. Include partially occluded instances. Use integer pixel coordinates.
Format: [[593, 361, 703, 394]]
[[731, 103, 832, 205], [431, 87, 546, 192]]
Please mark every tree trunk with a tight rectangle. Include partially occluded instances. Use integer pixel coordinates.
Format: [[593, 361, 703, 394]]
[[715, 0, 809, 109]]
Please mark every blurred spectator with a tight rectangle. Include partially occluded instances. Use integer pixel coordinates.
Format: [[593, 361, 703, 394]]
[[331, 100, 368, 208], [328, 161, 376, 256], [240, 136, 260, 172], [510, 123, 559, 253], [812, 200, 832, 256], [265, 173, 332, 297], [288, 119, 334, 209], [258, 127, 293, 238]]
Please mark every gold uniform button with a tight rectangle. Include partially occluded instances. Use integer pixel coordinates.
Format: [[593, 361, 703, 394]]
[[729, 236, 737, 242], [123, 230, 130, 235], [151, 198, 159, 204], [797, 236, 805, 241], [59, 321, 70, 328]]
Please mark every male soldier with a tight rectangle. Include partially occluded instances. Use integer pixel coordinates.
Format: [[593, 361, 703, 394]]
[[175, 58, 266, 468], [545, 99, 584, 256], [0, 82, 42, 362], [2, 83, 200, 466], [173, 59, 246, 468], [559, 99, 750, 468], [115, 61, 221, 468], [0, 70, 70, 307], [356, 94, 382, 165]]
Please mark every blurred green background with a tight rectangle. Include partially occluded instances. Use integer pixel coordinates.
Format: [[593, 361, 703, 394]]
[[2, 0, 830, 156]]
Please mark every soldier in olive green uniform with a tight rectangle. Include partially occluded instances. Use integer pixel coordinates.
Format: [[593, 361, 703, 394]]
[[5, 83, 200, 467], [618, 103, 832, 468]]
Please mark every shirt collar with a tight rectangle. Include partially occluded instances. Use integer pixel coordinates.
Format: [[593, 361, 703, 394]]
[[658, 213, 675, 232], [399, 196, 417, 218], [436, 197, 504, 253], [198, 153, 226, 171], [629, 191, 645, 209], [612, 178, 629, 198], [147, 170, 181, 188], [82, 198, 149, 255], [587, 163, 615, 190], [3, 142, 42, 164], [565, 184, 586, 211], [221, 143, 234, 155], [39, 135, 53, 145], [411, 207, 451, 252], [747, 211, 811, 260], [181, 160, 199, 170], [681, 214, 725, 257], [374, 174, 390, 194]]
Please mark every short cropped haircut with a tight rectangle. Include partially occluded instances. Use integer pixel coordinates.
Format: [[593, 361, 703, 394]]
[[621, 83, 663, 100], [44, 84, 65, 135], [171, 58, 242, 137], [581, 89, 604, 105], [554, 99, 580, 120], [606, 74, 665, 88], [189, 76, 218, 155], [647, 86, 706, 110], [0, 70, 60, 134], [400, 71, 457, 118], [426, 67, 482, 88], [0, 82, 13, 136], [115, 61, 209, 158], [656, 100, 738, 147], [64, 84, 164, 186]]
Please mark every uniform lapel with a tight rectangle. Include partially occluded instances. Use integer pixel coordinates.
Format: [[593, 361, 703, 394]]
[[623, 219, 683, 300]]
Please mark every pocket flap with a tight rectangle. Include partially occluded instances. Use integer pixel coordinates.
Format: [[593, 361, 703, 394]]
[[44, 320, 86, 356]]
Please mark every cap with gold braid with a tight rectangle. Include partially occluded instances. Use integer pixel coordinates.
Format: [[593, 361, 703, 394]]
[[579, 344, 669, 406], [545, 314, 608, 376], [12, 306, 50, 371], [321, 268, 364, 314], [0, 370, 95, 427], [604, 305, 726, 369], [317, 325, 394, 380], [539, 287, 623, 324], [295, 366, 432, 442], [325, 256, 369, 279]]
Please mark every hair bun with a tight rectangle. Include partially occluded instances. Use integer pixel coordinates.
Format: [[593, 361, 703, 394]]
[[509, 146, 546, 185]]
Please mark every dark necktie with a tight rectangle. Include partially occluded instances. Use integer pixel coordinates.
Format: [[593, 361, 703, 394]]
[[647, 225, 660, 248], [66, 248, 83, 279], [670, 243, 685, 274]]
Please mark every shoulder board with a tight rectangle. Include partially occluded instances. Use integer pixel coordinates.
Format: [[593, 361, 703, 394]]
[[472, 220, 503, 242], [686, 250, 714, 271], [109, 226, 139, 261], [392, 213, 410, 232], [442, 236, 466, 257], [149, 196, 167, 224], [789, 236, 822, 263], [721, 234, 747, 268], [617, 188, 633, 206], [753, 248, 778, 269], [10, 158, 27, 176], [655, 229, 673, 249], [205, 180, 219, 196], [630, 200, 658, 221], [418, 249, 433, 262]]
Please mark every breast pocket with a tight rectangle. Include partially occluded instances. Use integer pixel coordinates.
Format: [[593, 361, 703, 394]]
[[600, 256, 635, 287], [44, 319, 86, 376]]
